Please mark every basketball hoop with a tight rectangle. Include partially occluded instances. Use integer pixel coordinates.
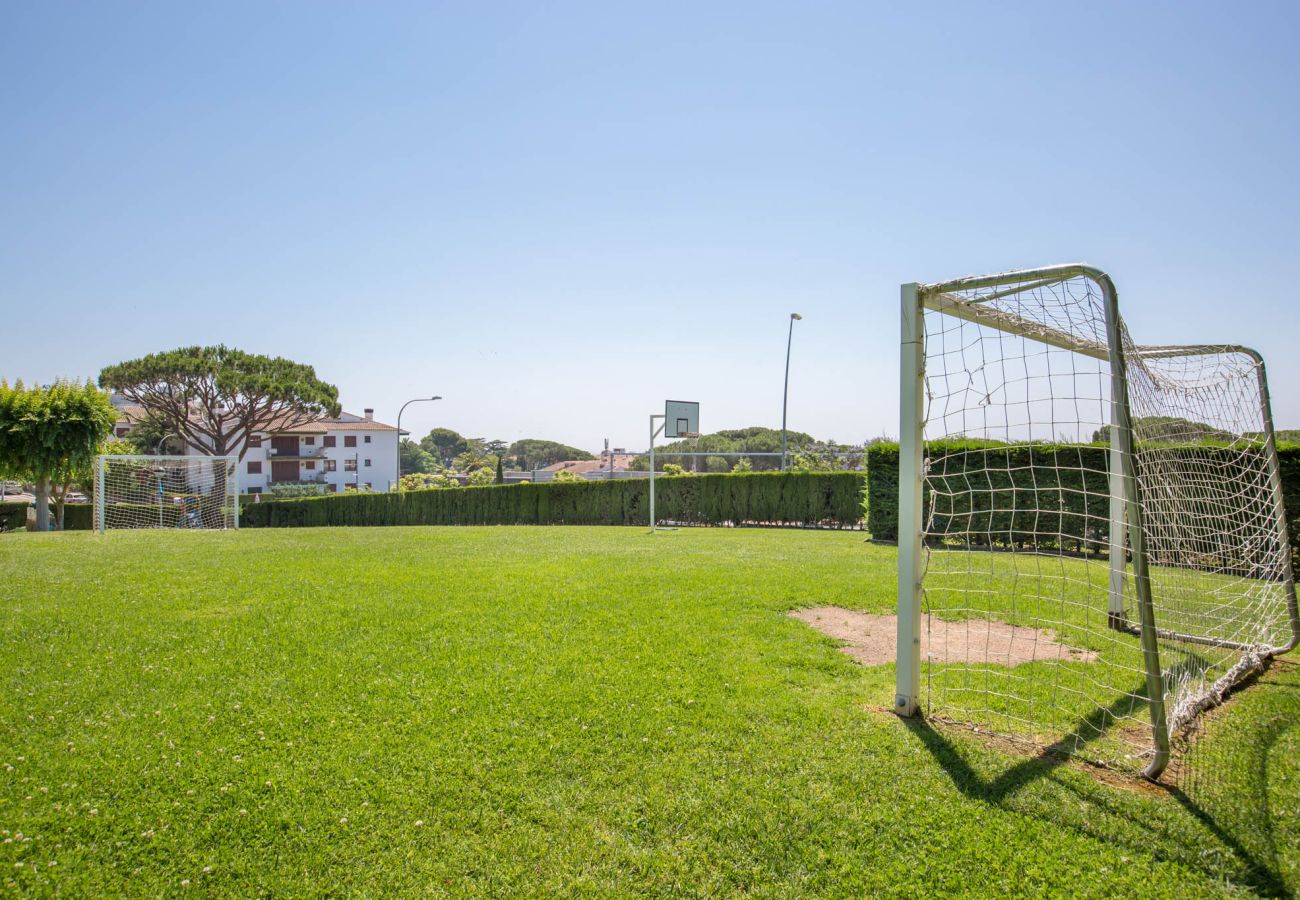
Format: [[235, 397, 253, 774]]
[[649, 401, 701, 533]]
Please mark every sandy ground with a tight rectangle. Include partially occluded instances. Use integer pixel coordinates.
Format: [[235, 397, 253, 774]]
[[789, 606, 1097, 667]]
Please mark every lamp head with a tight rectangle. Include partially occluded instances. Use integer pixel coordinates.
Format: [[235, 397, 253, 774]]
[[791, 313, 802, 321]]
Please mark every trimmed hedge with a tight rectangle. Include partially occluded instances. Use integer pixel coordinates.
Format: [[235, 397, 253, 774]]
[[867, 441, 1300, 556], [241, 472, 866, 529], [0, 501, 28, 531], [63, 504, 94, 530]]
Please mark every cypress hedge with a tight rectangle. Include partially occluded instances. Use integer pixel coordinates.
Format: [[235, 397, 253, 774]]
[[241, 472, 866, 529], [867, 441, 1300, 556]]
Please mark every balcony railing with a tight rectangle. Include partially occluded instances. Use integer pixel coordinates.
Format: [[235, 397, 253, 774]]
[[269, 473, 329, 485], [267, 446, 325, 459]]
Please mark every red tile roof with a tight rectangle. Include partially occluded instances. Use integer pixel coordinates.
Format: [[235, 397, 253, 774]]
[[112, 401, 398, 433]]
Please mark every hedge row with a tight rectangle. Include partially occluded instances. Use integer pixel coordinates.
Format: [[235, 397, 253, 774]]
[[241, 472, 865, 529], [0, 501, 27, 531], [867, 441, 1300, 557]]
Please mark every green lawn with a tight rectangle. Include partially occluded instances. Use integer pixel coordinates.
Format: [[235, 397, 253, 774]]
[[0, 527, 1296, 897]]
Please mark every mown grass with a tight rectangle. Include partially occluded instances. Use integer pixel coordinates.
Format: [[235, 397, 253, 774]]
[[0, 527, 1296, 897]]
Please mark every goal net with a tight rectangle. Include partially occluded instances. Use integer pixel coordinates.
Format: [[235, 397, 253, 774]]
[[93, 455, 239, 532], [896, 265, 1298, 782]]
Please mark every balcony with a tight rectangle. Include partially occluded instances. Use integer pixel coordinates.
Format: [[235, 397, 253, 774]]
[[267, 446, 325, 460]]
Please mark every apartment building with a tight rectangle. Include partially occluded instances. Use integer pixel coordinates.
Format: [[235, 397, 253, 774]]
[[112, 399, 401, 494]]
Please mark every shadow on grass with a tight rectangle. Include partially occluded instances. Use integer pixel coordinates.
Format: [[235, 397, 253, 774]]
[[902, 675, 1291, 897]]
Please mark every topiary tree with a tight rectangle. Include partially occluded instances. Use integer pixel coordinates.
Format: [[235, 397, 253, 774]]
[[99, 346, 340, 461], [0, 380, 117, 531]]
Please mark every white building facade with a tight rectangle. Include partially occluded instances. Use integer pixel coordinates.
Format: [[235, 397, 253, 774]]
[[112, 400, 402, 495], [233, 409, 401, 495]]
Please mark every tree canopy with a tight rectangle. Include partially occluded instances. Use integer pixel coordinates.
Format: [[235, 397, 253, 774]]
[[1092, 416, 1234, 445], [123, 410, 186, 455], [420, 428, 469, 466], [399, 439, 438, 475], [508, 439, 594, 470], [100, 346, 340, 459], [0, 380, 116, 530], [629, 426, 815, 472]]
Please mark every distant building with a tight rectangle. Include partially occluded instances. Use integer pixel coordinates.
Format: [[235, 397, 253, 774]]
[[112, 398, 401, 494], [538, 449, 638, 481]]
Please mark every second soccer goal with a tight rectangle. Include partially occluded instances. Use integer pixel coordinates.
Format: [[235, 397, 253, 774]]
[[93, 455, 239, 532], [894, 263, 1298, 782]]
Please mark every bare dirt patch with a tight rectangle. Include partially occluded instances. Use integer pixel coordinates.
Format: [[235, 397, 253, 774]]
[[789, 606, 1097, 668]]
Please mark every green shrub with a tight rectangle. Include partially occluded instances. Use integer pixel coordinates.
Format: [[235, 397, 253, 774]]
[[62, 503, 94, 530], [0, 500, 29, 532], [240, 472, 865, 529]]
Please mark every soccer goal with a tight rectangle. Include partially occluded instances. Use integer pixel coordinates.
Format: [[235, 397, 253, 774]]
[[93, 455, 239, 532], [895, 264, 1298, 781]]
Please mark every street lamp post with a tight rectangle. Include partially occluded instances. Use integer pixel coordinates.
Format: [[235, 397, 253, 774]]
[[781, 313, 802, 470], [396, 396, 442, 489]]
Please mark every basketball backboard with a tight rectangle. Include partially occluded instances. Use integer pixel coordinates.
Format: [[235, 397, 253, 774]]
[[664, 400, 699, 438]]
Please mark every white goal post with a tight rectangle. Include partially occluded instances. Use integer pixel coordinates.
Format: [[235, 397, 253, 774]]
[[94, 455, 240, 532], [895, 264, 1298, 782]]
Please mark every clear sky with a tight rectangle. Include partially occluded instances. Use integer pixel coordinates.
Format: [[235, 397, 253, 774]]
[[3, 2, 1298, 451]]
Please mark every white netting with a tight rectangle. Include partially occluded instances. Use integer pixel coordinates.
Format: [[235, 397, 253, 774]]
[[94, 455, 239, 531], [1125, 349, 1296, 740], [915, 268, 1297, 780]]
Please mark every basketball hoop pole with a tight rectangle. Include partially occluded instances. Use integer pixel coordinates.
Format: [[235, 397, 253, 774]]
[[649, 413, 665, 532]]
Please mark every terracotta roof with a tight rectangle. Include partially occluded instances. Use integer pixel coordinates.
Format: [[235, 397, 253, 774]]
[[111, 400, 398, 433], [541, 454, 636, 474], [266, 416, 399, 434]]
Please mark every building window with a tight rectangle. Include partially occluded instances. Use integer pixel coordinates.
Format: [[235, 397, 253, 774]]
[[364, 458, 371, 467], [304, 436, 315, 445], [364, 435, 371, 444], [328, 484, 338, 493], [344, 436, 357, 448], [247, 435, 262, 448], [344, 459, 357, 472], [305, 461, 315, 470], [248, 486, 262, 495], [324, 436, 336, 448], [247, 461, 262, 474], [116, 427, 130, 437], [325, 459, 337, 472]]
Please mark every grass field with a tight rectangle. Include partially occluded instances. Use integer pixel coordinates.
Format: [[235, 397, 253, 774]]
[[1, 527, 1297, 897]]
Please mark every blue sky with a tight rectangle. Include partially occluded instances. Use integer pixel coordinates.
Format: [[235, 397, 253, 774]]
[[3, 2, 1298, 451]]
